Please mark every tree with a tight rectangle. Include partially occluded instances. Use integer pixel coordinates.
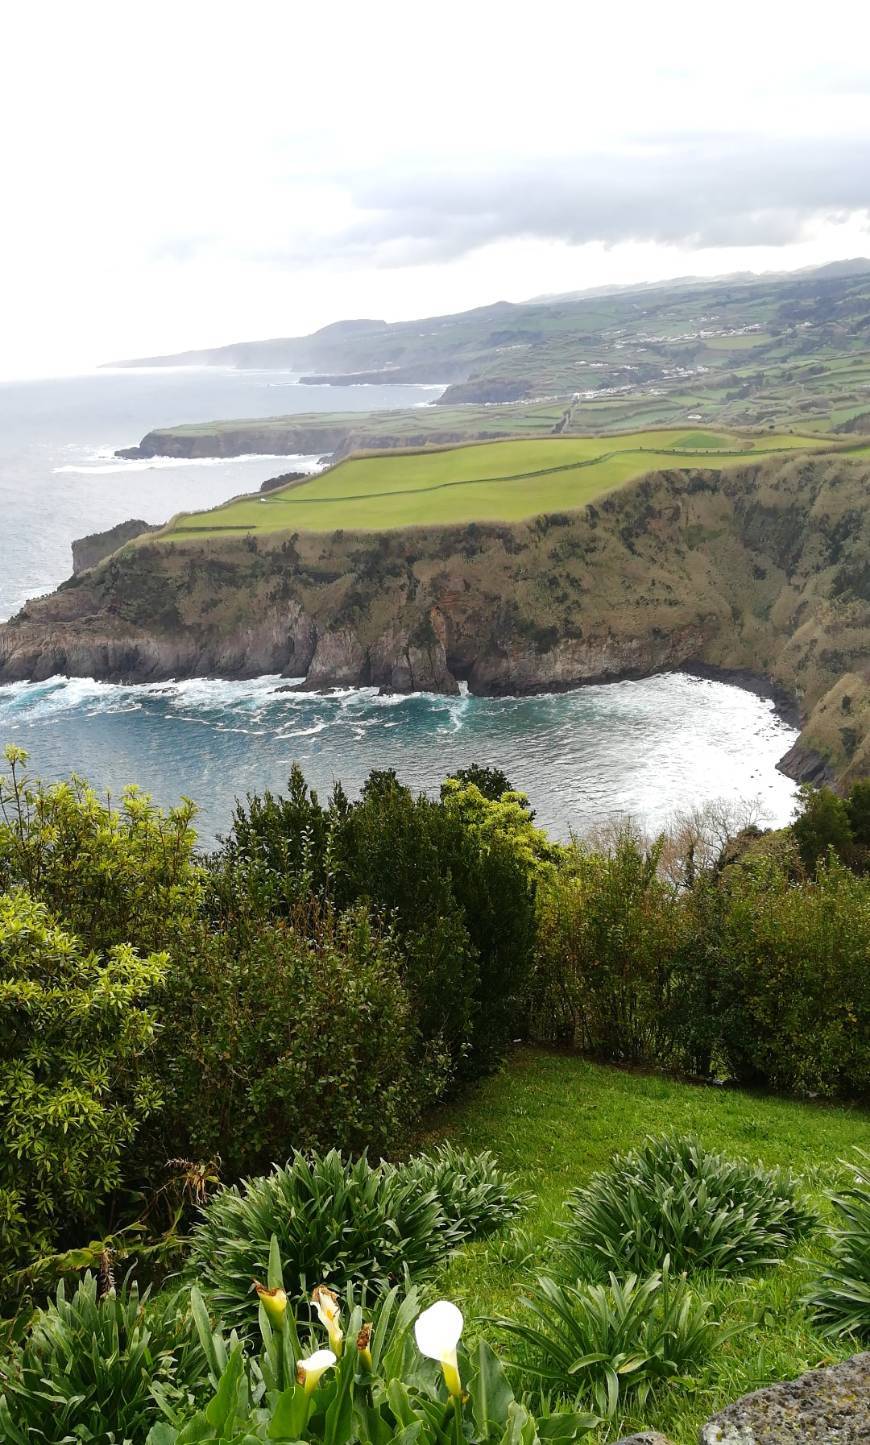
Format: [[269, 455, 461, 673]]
[[791, 784, 853, 873]]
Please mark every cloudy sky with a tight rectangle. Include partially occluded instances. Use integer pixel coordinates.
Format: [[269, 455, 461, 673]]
[[3, 0, 870, 377]]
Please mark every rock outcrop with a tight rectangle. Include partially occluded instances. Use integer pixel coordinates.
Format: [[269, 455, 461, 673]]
[[700, 1352, 869, 1443], [2, 455, 868, 786], [71, 519, 159, 574]]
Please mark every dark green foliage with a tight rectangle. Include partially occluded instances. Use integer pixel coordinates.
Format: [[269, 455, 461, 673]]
[[187, 1150, 457, 1329], [807, 1149, 870, 1339], [445, 764, 515, 802], [555, 1137, 815, 1281], [847, 779, 870, 848], [498, 1265, 723, 1419], [221, 763, 539, 1086], [154, 902, 418, 1177], [396, 1143, 529, 1240], [0, 1274, 207, 1444], [532, 834, 689, 1064], [0, 888, 166, 1284], [705, 854, 870, 1096], [792, 784, 854, 872]]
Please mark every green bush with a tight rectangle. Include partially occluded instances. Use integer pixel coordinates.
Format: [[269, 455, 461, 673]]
[[498, 1264, 722, 1419], [396, 1143, 529, 1240], [0, 745, 202, 956], [0, 888, 166, 1284], [792, 783, 854, 873], [531, 834, 688, 1064], [222, 764, 540, 1086], [555, 1136, 815, 1281], [187, 1150, 458, 1330], [806, 1148, 870, 1339], [709, 854, 870, 1095], [154, 902, 421, 1177], [0, 1273, 207, 1444]]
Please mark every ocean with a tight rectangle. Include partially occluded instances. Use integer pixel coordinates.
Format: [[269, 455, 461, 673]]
[[0, 368, 799, 843]]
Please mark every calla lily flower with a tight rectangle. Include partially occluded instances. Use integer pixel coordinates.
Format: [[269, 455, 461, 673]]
[[312, 1283, 344, 1356], [253, 1281, 288, 1329], [296, 1347, 337, 1394], [414, 1299, 464, 1398]]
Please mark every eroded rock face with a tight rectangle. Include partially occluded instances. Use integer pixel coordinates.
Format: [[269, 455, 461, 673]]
[[72, 519, 159, 574], [700, 1352, 870, 1444]]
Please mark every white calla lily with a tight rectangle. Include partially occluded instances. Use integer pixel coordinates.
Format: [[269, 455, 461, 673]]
[[312, 1284, 344, 1355], [296, 1347, 337, 1394], [414, 1300, 464, 1397]]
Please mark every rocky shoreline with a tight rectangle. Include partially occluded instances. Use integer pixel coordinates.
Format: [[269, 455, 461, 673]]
[[2, 454, 867, 787]]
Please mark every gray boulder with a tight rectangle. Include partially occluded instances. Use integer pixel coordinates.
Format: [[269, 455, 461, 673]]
[[700, 1352, 869, 1443]]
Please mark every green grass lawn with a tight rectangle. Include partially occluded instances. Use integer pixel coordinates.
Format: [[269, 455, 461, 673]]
[[421, 1048, 870, 1445], [161, 429, 832, 538]]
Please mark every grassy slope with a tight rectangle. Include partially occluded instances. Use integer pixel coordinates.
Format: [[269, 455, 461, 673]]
[[163, 430, 832, 536], [424, 1048, 870, 1445]]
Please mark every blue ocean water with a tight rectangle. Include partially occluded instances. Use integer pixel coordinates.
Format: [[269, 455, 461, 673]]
[[0, 369, 799, 843]]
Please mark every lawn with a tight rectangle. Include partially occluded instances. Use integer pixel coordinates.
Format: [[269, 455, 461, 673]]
[[422, 1048, 870, 1444], [161, 428, 832, 538]]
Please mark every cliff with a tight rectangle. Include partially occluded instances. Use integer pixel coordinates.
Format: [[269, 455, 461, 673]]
[[71, 518, 159, 574], [2, 455, 868, 785]]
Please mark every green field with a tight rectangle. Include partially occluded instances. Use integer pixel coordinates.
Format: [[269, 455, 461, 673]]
[[425, 1048, 870, 1445], [162, 429, 834, 537]]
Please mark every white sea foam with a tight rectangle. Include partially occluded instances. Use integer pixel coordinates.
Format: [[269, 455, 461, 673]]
[[54, 452, 322, 476]]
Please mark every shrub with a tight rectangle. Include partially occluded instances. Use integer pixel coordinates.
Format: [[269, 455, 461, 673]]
[[0, 1273, 207, 1444], [806, 1148, 870, 1339], [792, 783, 854, 873], [531, 834, 689, 1064], [555, 1137, 815, 1281], [223, 764, 540, 1085], [153, 902, 420, 1178], [187, 1150, 458, 1330], [709, 854, 870, 1095], [498, 1264, 722, 1419], [396, 1143, 529, 1240], [0, 745, 202, 956], [0, 888, 166, 1285]]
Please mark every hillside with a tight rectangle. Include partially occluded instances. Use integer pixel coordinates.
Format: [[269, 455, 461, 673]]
[[110, 267, 870, 430], [2, 452, 868, 787]]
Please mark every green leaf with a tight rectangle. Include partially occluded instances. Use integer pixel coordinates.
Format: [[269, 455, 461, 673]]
[[468, 1339, 514, 1433]]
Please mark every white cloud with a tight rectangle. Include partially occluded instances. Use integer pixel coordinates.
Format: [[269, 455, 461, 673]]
[[1, 0, 869, 376]]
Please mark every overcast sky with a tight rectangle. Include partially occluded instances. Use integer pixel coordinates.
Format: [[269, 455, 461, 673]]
[[2, 0, 870, 378]]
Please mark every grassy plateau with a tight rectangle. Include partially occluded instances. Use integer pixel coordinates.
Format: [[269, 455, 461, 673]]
[[162, 428, 837, 537], [424, 1049, 870, 1444]]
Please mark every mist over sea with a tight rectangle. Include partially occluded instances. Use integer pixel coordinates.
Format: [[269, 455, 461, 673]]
[[0, 368, 800, 841]]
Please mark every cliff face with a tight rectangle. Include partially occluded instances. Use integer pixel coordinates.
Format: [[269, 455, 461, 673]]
[[71, 519, 159, 574], [2, 455, 868, 784]]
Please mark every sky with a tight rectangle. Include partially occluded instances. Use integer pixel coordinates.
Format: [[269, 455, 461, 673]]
[[2, 0, 870, 378]]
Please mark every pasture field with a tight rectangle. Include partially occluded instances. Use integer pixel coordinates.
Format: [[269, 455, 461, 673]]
[[427, 1048, 870, 1445], [161, 428, 835, 537]]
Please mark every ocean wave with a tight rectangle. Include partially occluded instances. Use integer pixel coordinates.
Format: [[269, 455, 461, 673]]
[[54, 452, 321, 476]]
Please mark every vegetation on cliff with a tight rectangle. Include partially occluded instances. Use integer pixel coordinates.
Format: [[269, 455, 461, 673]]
[[3, 451, 868, 784]]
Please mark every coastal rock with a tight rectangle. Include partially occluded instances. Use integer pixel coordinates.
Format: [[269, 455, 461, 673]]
[[468, 626, 708, 696], [699, 1352, 870, 1443], [72, 519, 159, 573], [304, 628, 368, 689]]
